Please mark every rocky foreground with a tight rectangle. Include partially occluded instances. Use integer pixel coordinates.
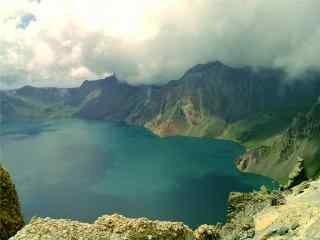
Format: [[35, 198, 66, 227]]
[[10, 215, 196, 240], [0, 165, 24, 239], [254, 180, 320, 240], [7, 177, 320, 240]]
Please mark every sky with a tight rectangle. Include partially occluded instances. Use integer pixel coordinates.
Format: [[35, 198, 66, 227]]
[[1, 0, 320, 89]]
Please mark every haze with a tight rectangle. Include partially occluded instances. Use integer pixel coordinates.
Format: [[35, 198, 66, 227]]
[[1, 0, 320, 88]]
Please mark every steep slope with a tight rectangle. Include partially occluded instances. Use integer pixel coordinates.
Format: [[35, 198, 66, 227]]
[[145, 62, 319, 137], [237, 98, 320, 184], [0, 89, 75, 122], [0, 91, 45, 121], [67, 75, 162, 125], [3, 63, 320, 134], [70, 63, 320, 139], [0, 165, 24, 239], [254, 179, 320, 240]]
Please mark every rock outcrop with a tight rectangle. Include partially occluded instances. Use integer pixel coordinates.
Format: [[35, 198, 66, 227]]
[[254, 179, 320, 240], [218, 178, 320, 239], [218, 186, 284, 240], [10, 214, 194, 240], [285, 157, 308, 189], [236, 99, 320, 184], [0, 164, 24, 239]]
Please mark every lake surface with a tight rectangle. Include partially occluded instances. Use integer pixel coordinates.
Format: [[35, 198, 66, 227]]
[[0, 119, 274, 227]]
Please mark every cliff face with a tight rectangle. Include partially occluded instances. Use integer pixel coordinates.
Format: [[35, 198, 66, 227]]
[[145, 62, 291, 137], [254, 179, 320, 240], [0, 165, 24, 239], [3, 64, 320, 130], [237, 99, 320, 184], [223, 178, 320, 240]]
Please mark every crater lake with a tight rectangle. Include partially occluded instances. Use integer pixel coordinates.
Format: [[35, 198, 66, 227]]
[[0, 119, 274, 228]]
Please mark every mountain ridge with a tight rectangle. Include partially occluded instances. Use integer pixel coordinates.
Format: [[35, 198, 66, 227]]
[[1, 61, 320, 183], [237, 98, 320, 184]]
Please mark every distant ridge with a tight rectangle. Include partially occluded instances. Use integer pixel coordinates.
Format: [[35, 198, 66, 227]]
[[2, 61, 320, 183]]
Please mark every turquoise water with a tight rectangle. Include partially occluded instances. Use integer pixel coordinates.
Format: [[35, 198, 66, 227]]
[[0, 119, 274, 227]]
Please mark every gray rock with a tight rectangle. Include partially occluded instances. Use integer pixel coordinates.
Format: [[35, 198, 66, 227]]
[[277, 226, 289, 236]]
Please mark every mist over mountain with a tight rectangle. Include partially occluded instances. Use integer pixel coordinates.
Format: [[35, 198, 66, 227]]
[[1, 61, 319, 130], [2, 0, 320, 89]]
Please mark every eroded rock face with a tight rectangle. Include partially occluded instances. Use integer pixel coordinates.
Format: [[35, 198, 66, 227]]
[[194, 224, 221, 240], [220, 187, 276, 240], [254, 179, 320, 240], [236, 100, 320, 184], [0, 164, 24, 239], [218, 178, 320, 240], [11, 214, 194, 240]]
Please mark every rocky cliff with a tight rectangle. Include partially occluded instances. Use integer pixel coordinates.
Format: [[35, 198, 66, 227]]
[[10, 214, 196, 240], [237, 98, 320, 184], [254, 179, 320, 240], [3, 63, 320, 133], [0, 165, 24, 239]]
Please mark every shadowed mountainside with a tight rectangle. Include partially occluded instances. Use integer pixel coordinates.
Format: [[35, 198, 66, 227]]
[[237, 98, 320, 184], [2, 62, 320, 133]]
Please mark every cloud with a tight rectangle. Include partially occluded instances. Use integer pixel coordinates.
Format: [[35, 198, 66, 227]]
[[1, 0, 320, 88], [18, 14, 36, 29], [70, 66, 98, 80]]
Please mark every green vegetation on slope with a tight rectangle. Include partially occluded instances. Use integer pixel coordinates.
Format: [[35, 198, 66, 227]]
[[220, 100, 316, 147], [145, 96, 227, 137], [237, 100, 320, 184], [0, 164, 24, 239]]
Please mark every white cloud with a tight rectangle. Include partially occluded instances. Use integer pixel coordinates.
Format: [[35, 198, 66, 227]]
[[1, 0, 320, 88], [70, 66, 97, 80]]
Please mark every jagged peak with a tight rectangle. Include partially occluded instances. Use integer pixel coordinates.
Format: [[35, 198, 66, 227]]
[[210, 60, 225, 67], [80, 73, 119, 87], [18, 85, 40, 91], [184, 61, 230, 76], [103, 72, 118, 81]]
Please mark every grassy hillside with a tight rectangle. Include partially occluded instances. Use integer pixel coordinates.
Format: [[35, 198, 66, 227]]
[[221, 106, 311, 148], [236, 99, 320, 184]]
